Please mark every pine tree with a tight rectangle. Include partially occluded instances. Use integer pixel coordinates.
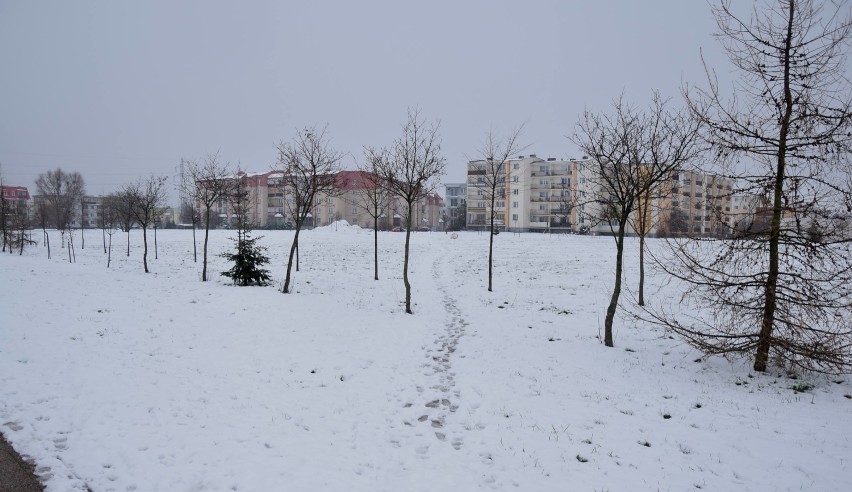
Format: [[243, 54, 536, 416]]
[[220, 230, 271, 286]]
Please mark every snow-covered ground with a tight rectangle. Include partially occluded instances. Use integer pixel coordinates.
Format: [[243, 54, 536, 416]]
[[1, 226, 850, 491]]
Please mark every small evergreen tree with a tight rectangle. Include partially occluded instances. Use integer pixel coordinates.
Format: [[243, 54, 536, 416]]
[[220, 230, 271, 286]]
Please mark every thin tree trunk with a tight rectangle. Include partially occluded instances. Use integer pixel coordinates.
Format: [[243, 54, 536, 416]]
[[403, 210, 413, 314], [126, 229, 130, 257], [488, 193, 496, 292], [81, 202, 85, 249], [154, 224, 158, 260], [107, 234, 112, 268], [202, 210, 211, 281], [754, 2, 795, 372], [373, 212, 379, 281], [283, 225, 302, 293], [603, 220, 628, 347], [296, 240, 300, 272], [45, 229, 50, 259], [638, 233, 646, 306], [192, 221, 197, 262], [71, 233, 76, 262], [142, 225, 149, 273], [102, 226, 106, 253], [637, 192, 646, 306], [754, 1, 794, 373]]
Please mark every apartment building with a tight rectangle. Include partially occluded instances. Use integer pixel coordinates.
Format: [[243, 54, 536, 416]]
[[467, 155, 613, 233], [443, 183, 466, 230], [656, 170, 734, 237], [1, 186, 30, 224], [1, 186, 30, 208]]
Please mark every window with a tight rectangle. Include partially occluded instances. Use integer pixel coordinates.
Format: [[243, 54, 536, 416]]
[[513, 163, 519, 170], [512, 201, 518, 208], [540, 166, 548, 173], [561, 178, 569, 185], [512, 189, 518, 195], [512, 214, 518, 221], [513, 176, 519, 182]]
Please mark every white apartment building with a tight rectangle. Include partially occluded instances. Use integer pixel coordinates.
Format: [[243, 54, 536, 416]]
[[443, 183, 466, 230], [466, 155, 612, 233]]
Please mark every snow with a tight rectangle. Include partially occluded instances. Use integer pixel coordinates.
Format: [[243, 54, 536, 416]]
[[1, 229, 850, 491]]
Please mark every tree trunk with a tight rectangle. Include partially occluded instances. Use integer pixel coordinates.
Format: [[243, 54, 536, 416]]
[[636, 192, 646, 306], [45, 229, 50, 259], [754, 2, 794, 373], [154, 224, 158, 260], [102, 226, 106, 253], [283, 224, 302, 294], [403, 209, 413, 314], [488, 192, 496, 292], [202, 210, 211, 281], [126, 229, 130, 257], [603, 219, 628, 347], [638, 232, 646, 306], [192, 221, 197, 262], [373, 212, 379, 281], [107, 234, 112, 268], [142, 225, 149, 273]]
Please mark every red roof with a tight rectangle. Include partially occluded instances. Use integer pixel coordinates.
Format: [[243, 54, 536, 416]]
[[335, 171, 383, 191], [1, 186, 30, 200]]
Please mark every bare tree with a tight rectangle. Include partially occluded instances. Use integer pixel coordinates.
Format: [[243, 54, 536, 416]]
[[0, 165, 8, 253], [33, 198, 51, 259], [472, 126, 525, 292], [374, 108, 446, 314], [360, 150, 391, 280], [102, 194, 121, 268], [179, 201, 199, 262], [276, 125, 344, 293], [34, 168, 85, 250], [123, 175, 167, 273], [182, 152, 232, 281], [654, 0, 852, 373], [630, 168, 672, 306], [572, 92, 701, 347], [113, 189, 136, 257]]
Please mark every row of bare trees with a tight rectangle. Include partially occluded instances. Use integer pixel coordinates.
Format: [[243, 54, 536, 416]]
[[178, 108, 446, 315]]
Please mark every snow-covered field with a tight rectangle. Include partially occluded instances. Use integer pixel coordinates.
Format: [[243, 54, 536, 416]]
[[1, 226, 850, 491]]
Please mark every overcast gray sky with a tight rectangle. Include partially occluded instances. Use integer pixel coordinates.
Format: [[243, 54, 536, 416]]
[[1, 0, 726, 201]]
